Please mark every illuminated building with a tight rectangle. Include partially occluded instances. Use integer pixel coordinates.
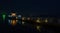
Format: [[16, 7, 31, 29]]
[[8, 16, 18, 26]]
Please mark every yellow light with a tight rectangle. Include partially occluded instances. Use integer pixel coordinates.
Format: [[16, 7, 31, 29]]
[[11, 13, 16, 16], [37, 26, 40, 29], [36, 26, 41, 31], [11, 20, 17, 26], [36, 20, 40, 23], [45, 18, 48, 23], [16, 17, 18, 22], [36, 17, 41, 23]]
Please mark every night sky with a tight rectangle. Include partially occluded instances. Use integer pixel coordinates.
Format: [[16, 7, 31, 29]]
[[0, 0, 56, 16]]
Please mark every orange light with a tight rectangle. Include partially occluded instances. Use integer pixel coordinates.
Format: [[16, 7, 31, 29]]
[[11, 20, 17, 26], [11, 13, 16, 16]]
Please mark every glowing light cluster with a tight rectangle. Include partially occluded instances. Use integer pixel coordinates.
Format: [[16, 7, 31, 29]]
[[11, 13, 16, 16], [7, 12, 49, 26], [8, 12, 18, 26]]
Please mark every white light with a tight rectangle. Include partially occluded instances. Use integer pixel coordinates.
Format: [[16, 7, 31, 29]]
[[18, 15, 21, 17], [8, 15, 12, 17], [27, 17, 30, 20], [22, 21, 25, 25], [8, 20, 11, 23], [8, 20, 13, 25]]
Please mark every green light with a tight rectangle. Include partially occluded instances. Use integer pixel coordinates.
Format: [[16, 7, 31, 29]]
[[2, 12, 6, 20], [2, 14, 6, 20]]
